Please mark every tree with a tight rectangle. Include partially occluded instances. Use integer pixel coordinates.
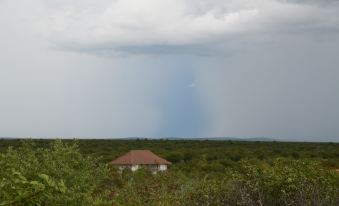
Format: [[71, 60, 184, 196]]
[[0, 140, 113, 205]]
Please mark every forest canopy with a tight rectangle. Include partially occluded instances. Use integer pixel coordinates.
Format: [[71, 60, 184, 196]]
[[0, 139, 338, 205]]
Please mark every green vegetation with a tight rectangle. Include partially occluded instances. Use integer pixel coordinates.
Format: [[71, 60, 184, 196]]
[[0, 139, 338, 205]]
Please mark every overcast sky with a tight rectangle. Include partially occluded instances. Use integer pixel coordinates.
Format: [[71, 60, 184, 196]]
[[0, 0, 338, 141]]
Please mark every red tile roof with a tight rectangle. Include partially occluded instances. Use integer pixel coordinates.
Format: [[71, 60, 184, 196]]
[[110, 150, 171, 165]]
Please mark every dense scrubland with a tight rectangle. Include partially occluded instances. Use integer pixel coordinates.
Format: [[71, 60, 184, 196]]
[[0, 139, 338, 205]]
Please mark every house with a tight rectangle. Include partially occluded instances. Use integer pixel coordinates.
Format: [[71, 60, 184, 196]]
[[110, 150, 171, 172]]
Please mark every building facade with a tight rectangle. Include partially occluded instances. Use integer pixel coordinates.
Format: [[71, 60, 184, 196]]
[[110, 150, 171, 173]]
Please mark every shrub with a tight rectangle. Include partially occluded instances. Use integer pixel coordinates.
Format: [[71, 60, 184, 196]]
[[0, 140, 113, 205], [227, 159, 339, 206]]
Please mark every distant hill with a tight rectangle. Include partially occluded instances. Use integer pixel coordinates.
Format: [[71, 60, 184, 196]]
[[2, 136, 336, 142], [244, 137, 276, 142], [0, 137, 19, 140], [122, 137, 276, 141]]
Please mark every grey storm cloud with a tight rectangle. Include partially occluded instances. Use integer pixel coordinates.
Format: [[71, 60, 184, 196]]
[[39, 0, 339, 55], [281, 0, 339, 6], [0, 0, 339, 141]]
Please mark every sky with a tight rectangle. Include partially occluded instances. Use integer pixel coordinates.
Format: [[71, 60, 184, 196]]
[[0, 0, 339, 141]]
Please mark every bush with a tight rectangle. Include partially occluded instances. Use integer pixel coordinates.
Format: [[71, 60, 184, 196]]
[[179, 159, 339, 206], [1, 140, 338, 206], [166, 152, 183, 163], [227, 159, 339, 206], [112, 169, 185, 206], [0, 140, 113, 205]]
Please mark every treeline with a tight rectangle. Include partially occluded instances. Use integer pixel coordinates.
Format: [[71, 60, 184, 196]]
[[1, 139, 338, 172], [0, 139, 338, 205]]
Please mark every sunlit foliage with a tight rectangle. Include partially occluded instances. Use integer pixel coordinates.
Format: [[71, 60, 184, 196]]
[[0, 139, 338, 205]]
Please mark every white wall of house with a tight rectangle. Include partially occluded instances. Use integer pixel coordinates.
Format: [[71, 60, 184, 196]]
[[131, 165, 140, 171], [117, 164, 168, 172], [159, 164, 167, 171], [118, 165, 127, 170], [118, 165, 139, 171]]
